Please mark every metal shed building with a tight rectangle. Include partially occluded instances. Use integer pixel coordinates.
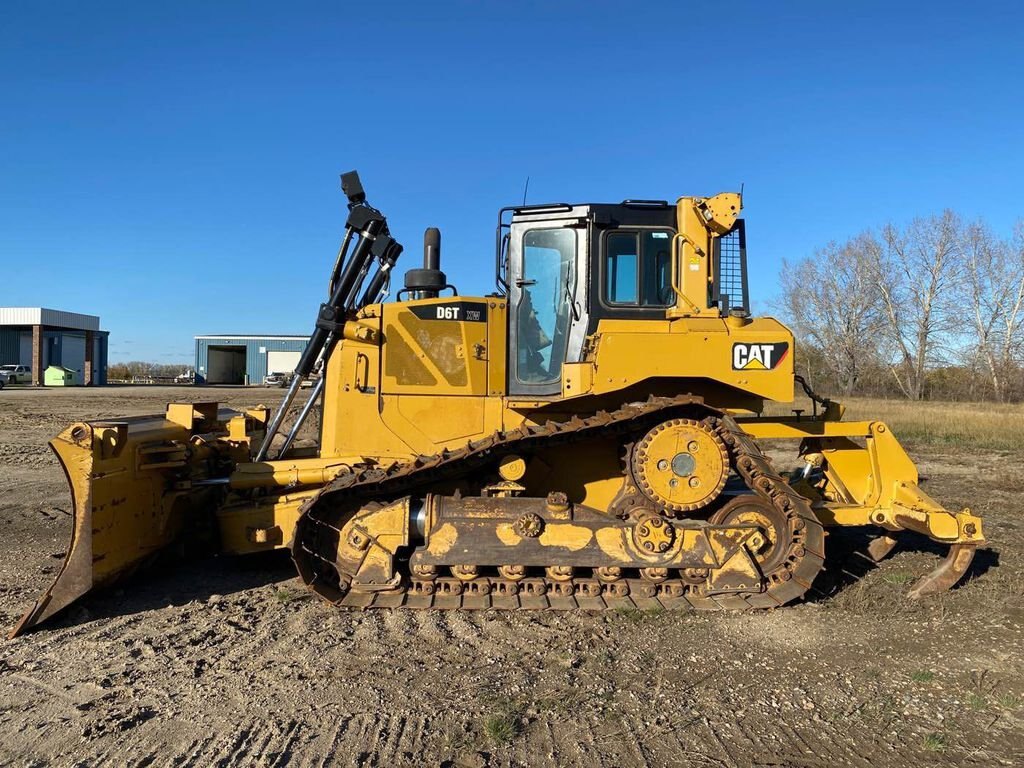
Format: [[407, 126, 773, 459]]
[[194, 335, 310, 385], [0, 307, 109, 385]]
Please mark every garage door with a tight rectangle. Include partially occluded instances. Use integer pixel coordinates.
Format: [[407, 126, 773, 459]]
[[267, 350, 301, 375], [207, 346, 247, 384]]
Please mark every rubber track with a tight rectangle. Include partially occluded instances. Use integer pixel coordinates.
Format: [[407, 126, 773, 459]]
[[292, 395, 825, 611]]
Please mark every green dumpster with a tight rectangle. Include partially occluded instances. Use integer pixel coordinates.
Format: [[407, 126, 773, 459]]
[[44, 366, 77, 386]]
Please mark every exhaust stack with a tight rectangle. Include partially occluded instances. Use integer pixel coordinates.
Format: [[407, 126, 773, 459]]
[[404, 227, 448, 299]]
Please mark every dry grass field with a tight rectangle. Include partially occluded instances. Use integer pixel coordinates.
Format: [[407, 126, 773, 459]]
[[0, 387, 1021, 766], [772, 396, 1024, 451], [841, 398, 1024, 452]]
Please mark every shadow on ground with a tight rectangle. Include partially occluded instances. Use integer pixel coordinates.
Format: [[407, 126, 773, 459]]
[[806, 525, 999, 602], [21, 530, 1002, 636], [24, 550, 297, 637]]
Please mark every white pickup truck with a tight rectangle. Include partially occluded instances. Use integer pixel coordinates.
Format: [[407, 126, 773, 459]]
[[0, 364, 32, 388]]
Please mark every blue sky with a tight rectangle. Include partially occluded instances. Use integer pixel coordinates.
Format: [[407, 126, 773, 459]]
[[2, 1, 1022, 362]]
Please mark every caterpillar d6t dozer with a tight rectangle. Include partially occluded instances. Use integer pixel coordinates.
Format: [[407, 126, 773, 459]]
[[13, 172, 985, 636]]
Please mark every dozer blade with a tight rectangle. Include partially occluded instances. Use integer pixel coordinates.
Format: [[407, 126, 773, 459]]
[[12, 426, 97, 637], [11, 404, 254, 638]]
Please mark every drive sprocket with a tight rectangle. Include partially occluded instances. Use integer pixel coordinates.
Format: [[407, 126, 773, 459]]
[[630, 418, 729, 514]]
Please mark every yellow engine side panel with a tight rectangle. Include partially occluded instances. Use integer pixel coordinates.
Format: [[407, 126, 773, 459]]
[[576, 316, 795, 404], [320, 308, 413, 462], [322, 298, 512, 462], [381, 297, 490, 396]]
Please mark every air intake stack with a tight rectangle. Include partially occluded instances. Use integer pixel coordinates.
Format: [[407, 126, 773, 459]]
[[404, 227, 448, 299]]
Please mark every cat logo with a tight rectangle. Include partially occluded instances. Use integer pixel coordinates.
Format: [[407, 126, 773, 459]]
[[732, 342, 789, 371]]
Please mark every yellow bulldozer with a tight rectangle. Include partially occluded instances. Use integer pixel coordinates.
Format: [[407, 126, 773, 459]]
[[13, 172, 985, 636]]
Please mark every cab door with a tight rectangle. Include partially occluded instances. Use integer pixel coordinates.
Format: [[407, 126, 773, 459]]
[[507, 210, 589, 397]]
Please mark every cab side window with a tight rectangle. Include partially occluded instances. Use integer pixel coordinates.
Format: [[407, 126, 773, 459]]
[[606, 233, 638, 303], [603, 230, 673, 307]]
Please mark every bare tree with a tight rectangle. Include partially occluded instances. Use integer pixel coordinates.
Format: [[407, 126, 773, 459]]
[[780, 211, 1024, 403], [870, 211, 962, 400], [960, 219, 1024, 401], [780, 233, 884, 396], [108, 361, 192, 381]]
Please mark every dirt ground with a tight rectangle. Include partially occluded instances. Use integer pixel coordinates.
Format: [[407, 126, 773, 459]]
[[1, 386, 1022, 767]]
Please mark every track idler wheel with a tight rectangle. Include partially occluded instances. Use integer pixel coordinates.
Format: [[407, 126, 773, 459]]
[[710, 496, 791, 573], [709, 493, 825, 607]]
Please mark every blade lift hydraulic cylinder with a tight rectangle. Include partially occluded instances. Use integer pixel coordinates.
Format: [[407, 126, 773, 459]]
[[255, 170, 403, 461]]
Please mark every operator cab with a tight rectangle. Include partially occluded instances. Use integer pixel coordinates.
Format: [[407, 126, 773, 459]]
[[497, 200, 748, 397]]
